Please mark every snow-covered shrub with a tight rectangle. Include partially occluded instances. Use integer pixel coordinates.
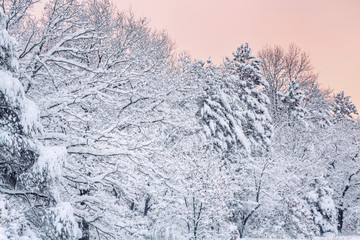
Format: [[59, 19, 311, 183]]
[[42, 202, 81, 240], [18, 146, 67, 198], [0, 196, 41, 240], [283, 196, 318, 238], [306, 179, 338, 236]]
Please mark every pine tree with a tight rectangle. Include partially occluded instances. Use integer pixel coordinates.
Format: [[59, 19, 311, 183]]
[[332, 91, 358, 121], [280, 78, 308, 125], [199, 60, 251, 153], [198, 44, 273, 238], [0, 10, 18, 73], [306, 178, 338, 236], [0, 8, 40, 189], [0, 9, 80, 239], [199, 44, 272, 157], [224, 43, 272, 156], [0, 8, 41, 238]]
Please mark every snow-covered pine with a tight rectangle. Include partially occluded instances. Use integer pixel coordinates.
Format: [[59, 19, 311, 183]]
[[306, 179, 338, 237], [199, 43, 272, 157], [0, 9, 18, 72], [198, 59, 251, 153], [280, 78, 308, 125], [302, 81, 332, 128], [0, 8, 40, 238], [332, 91, 358, 121], [0, 7, 40, 190], [224, 43, 272, 156], [196, 44, 274, 238], [0, 8, 80, 239]]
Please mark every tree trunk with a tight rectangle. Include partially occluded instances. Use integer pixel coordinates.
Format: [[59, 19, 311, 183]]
[[79, 219, 89, 240], [337, 207, 344, 233]]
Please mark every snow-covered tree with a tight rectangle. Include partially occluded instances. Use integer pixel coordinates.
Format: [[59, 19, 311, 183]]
[[306, 178, 338, 236], [0, 6, 40, 195], [321, 120, 360, 234], [10, 0, 179, 237], [196, 44, 273, 238], [280, 78, 308, 125], [302, 81, 332, 127], [258, 44, 331, 127], [224, 43, 272, 156], [198, 59, 250, 153], [332, 91, 358, 121], [199, 43, 272, 157], [0, 8, 80, 239]]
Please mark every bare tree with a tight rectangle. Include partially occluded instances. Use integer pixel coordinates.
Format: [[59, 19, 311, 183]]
[[258, 44, 330, 125]]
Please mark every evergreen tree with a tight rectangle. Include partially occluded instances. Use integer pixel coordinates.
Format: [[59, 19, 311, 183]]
[[198, 44, 273, 238], [332, 91, 358, 121], [0, 8, 41, 238], [0, 7, 40, 191], [199, 60, 251, 153], [0, 9, 80, 239], [306, 179, 338, 236], [224, 43, 272, 156], [280, 78, 308, 125], [0, 9, 18, 72], [199, 43, 272, 156]]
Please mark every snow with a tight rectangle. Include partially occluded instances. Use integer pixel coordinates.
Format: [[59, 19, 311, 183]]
[[18, 229, 41, 240], [36, 145, 67, 180], [1, 2, 358, 238], [30, 145, 67, 200], [0, 70, 41, 135], [21, 98, 42, 135], [0, 131, 12, 146], [0, 70, 24, 105], [244, 237, 359, 240], [0, 29, 18, 71], [49, 202, 82, 239], [0, 196, 41, 240], [233, 121, 251, 153], [0, 228, 6, 240]]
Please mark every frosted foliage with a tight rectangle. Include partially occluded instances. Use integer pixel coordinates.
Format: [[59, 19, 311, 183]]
[[196, 45, 274, 238], [332, 91, 358, 120], [283, 197, 319, 238], [18, 145, 67, 198], [0, 197, 41, 240], [0, 70, 41, 136], [320, 121, 360, 235], [200, 85, 250, 153], [224, 43, 272, 155], [0, 9, 18, 72], [36, 146, 66, 181], [226, 43, 268, 87], [38, 202, 81, 240], [16, 4, 181, 237], [0, 67, 41, 187], [281, 78, 308, 123], [4, 0, 360, 238], [306, 180, 337, 236], [199, 44, 272, 156]]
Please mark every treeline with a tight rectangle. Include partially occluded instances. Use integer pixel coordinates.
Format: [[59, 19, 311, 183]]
[[0, 0, 359, 239]]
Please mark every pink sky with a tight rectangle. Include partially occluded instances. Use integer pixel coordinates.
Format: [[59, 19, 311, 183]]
[[113, 0, 360, 110]]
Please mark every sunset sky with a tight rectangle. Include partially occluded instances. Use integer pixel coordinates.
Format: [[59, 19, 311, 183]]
[[112, 0, 360, 110]]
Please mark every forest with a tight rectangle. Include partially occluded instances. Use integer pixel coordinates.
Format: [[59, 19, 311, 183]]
[[0, 0, 359, 239]]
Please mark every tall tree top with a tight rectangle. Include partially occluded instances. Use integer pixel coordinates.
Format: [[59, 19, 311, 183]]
[[332, 91, 358, 121]]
